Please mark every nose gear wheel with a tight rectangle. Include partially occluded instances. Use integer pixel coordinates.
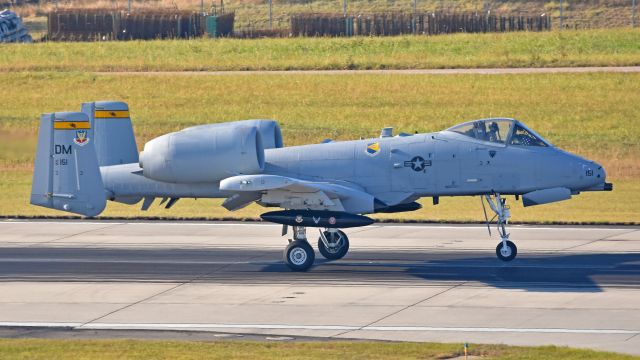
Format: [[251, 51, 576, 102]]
[[496, 240, 517, 261]]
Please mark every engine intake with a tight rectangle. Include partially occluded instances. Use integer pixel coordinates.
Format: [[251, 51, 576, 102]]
[[140, 124, 265, 183]]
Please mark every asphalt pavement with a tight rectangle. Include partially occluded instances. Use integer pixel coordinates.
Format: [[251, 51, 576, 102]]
[[0, 220, 639, 355]]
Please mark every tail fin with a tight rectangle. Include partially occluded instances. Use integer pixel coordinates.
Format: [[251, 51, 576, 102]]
[[30, 112, 106, 217], [81, 101, 138, 166]]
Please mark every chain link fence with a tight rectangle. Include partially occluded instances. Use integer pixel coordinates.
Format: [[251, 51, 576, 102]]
[[230, 0, 638, 32], [4, 0, 639, 39]]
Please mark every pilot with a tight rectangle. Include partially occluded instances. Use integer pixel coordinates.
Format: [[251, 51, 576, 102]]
[[474, 121, 487, 141], [488, 122, 500, 142]]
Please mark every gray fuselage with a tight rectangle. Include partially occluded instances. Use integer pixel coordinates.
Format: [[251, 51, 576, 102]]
[[102, 129, 605, 208]]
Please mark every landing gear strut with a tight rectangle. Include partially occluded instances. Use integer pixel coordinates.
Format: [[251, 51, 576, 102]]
[[483, 193, 518, 262], [283, 226, 315, 271], [318, 229, 349, 260]]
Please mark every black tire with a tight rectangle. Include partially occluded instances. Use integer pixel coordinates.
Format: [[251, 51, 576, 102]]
[[496, 240, 517, 262], [284, 240, 315, 271], [318, 230, 349, 260]]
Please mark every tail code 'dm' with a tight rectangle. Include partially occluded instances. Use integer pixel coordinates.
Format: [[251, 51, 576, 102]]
[[54, 145, 72, 155]]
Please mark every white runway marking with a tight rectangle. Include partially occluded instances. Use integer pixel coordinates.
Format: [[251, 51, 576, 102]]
[[0, 220, 634, 232], [1, 322, 638, 335], [0, 322, 81, 328]]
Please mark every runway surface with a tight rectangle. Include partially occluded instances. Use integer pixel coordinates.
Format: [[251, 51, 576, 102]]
[[1, 220, 639, 355]]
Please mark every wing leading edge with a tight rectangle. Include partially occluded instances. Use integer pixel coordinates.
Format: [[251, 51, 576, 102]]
[[219, 174, 375, 214]]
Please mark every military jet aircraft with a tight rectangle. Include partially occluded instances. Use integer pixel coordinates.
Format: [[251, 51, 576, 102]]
[[31, 101, 612, 271]]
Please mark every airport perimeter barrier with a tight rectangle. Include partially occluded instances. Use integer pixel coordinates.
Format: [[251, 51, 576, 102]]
[[234, 27, 289, 38], [47, 9, 234, 41], [290, 12, 551, 37], [206, 11, 234, 38]]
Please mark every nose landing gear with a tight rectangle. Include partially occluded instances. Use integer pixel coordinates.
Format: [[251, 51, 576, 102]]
[[483, 193, 518, 262]]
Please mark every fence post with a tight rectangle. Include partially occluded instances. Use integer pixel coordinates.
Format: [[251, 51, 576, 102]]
[[269, 0, 273, 30], [412, 0, 417, 34], [559, 0, 563, 30], [633, 0, 637, 28]]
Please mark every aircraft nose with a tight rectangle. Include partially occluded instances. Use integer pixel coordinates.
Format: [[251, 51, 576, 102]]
[[578, 160, 612, 191], [579, 161, 600, 185]]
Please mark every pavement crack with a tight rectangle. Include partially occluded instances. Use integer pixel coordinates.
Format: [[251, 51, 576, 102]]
[[77, 259, 239, 328], [331, 281, 468, 338], [29, 223, 123, 247], [346, 226, 382, 235], [560, 229, 638, 252]]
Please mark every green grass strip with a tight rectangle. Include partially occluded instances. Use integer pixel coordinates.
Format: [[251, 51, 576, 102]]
[[1, 29, 639, 72], [0, 339, 637, 360]]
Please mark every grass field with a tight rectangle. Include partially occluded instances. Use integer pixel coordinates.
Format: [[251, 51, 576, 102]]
[[1, 29, 639, 72], [0, 71, 637, 222], [0, 339, 637, 360]]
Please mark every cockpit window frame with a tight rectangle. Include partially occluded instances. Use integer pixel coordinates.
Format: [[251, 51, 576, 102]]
[[509, 121, 552, 147], [444, 118, 553, 148]]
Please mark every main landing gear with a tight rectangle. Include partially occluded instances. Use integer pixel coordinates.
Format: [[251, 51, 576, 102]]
[[483, 193, 518, 262], [282, 226, 350, 271], [318, 229, 349, 260]]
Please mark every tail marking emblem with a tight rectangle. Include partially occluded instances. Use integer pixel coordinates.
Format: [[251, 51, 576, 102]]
[[73, 130, 90, 146]]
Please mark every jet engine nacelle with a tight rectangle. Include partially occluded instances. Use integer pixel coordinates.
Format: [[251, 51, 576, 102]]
[[182, 119, 283, 149], [139, 124, 265, 183]]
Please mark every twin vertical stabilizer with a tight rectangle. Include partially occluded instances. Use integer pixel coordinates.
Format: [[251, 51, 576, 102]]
[[30, 112, 106, 217], [81, 101, 138, 166]]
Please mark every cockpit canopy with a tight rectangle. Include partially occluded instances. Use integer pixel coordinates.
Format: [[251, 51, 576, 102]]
[[445, 118, 550, 147]]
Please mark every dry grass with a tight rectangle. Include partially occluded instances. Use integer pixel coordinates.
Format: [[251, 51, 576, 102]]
[[0, 71, 638, 223], [0, 339, 636, 360], [0, 71, 638, 178]]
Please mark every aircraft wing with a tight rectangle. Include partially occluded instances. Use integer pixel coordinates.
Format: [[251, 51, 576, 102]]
[[219, 174, 375, 214]]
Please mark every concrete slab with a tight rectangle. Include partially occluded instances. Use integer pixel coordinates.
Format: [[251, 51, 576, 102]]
[[0, 220, 638, 356], [0, 282, 175, 303]]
